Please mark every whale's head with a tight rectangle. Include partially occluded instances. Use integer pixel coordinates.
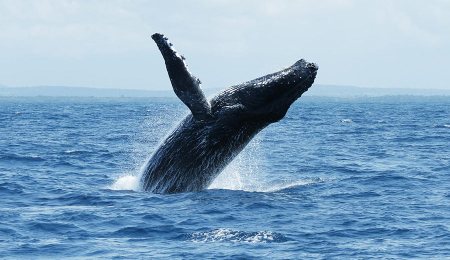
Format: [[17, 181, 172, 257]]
[[211, 59, 318, 124]]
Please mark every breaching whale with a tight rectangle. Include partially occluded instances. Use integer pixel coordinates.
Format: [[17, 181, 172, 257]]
[[141, 33, 318, 193]]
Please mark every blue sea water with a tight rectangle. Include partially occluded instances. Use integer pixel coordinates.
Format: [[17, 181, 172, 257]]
[[0, 96, 449, 259]]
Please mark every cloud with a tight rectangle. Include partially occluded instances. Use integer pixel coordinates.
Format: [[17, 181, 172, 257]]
[[0, 0, 449, 89], [0, 0, 151, 57], [375, 0, 448, 47]]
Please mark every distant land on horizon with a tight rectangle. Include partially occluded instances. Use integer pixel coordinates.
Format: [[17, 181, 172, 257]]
[[1, 84, 449, 98]]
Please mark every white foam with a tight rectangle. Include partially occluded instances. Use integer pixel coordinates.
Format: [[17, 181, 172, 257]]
[[341, 118, 353, 123], [189, 228, 281, 243], [110, 174, 140, 191]]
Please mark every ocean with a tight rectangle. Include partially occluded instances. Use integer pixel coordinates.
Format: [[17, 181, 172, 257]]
[[0, 96, 449, 259]]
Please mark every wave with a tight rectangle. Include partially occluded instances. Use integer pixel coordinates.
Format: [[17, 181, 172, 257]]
[[0, 227, 21, 237], [433, 124, 450, 129], [0, 182, 25, 194], [112, 227, 156, 237], [0, 153, 45, 162], [63, 150, 91, 155], [55, 193, 114, 206], [28, 221, 85, 234], [262, 178, 324, 192], [187, 228, 288, 243], [112, 225, 185, 238]]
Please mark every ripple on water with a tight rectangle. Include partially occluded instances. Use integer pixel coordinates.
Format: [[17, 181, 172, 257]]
[[0, 182, 25, 194], [2, 97, 450, 258], [112, 225, 185, 238], [27, 221, 86, 235]]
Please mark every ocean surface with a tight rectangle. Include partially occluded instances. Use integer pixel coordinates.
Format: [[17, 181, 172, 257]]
[[1, 96, 449, 259]]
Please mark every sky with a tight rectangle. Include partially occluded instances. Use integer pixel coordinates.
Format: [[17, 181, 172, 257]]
[[0, 0, 449, 91]]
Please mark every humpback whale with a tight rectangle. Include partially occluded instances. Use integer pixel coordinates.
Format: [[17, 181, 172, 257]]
[[141, 33, 318, 193]]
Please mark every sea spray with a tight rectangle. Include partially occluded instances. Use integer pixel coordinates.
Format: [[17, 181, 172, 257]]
[[111, 103, 186, 191], [208, 136, 268, 192]]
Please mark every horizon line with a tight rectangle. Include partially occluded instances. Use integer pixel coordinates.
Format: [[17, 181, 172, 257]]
[[2, 84, 450, 92]]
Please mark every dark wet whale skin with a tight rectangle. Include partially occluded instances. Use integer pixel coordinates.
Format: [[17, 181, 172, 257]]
[[141, 34, 318, 193]]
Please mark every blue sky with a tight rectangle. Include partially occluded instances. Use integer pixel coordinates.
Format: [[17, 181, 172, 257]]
[[0, 0, 449, 90]]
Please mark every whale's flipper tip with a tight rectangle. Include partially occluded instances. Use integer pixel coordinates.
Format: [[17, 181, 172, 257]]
[[152, 33, 212, 120], [151, 33, 166, 42]]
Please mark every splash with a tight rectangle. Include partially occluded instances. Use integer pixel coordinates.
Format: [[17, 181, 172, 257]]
[[112, 109, 320, 193], [208, 137, 268, 192], [110, 173, 140, 191], [110, 107, 184, 192], [208, 136, 321, 193]]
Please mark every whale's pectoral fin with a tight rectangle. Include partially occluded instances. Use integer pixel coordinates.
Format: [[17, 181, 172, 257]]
[[152, 33, 212, 120]]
